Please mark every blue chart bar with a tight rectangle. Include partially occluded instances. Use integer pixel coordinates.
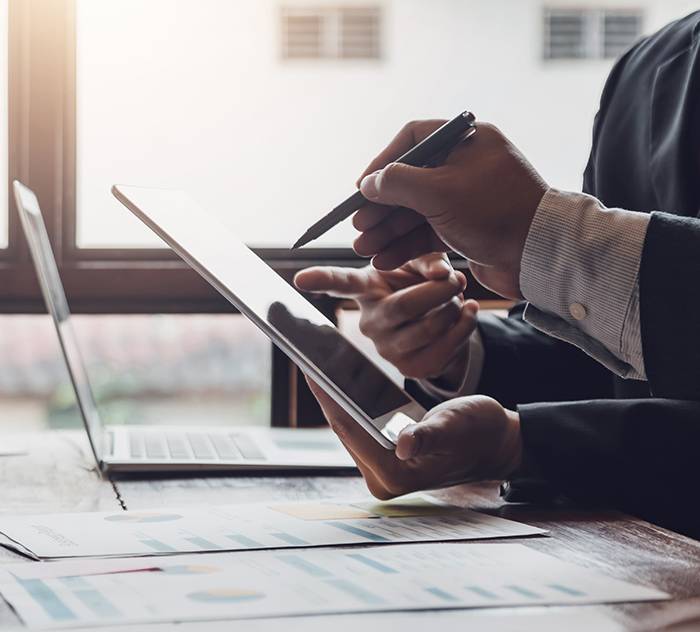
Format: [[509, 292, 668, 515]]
[[327, 579, 385, 605], [18, 579, 76, 622], [466, 585, 499, 600], [227, 534, 263, 548], [74, 590, 122, 618], [60, 573, 121, 617], [425, 586, 458, 602], [140, 539, 176, 553], [549, 583, 586, 597], [186, 537, 221, 550], [328, 522, 389, 542], [506, 585, 540, 599], [59, 577, 90, 590], [271, 532, 308, 546], [278, 555, 331, 578], [347, 553, 397, 574]]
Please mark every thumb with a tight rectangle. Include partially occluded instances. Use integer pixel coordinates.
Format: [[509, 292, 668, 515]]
[[360, 163, 439, 213], [395, 413, 453, 460]]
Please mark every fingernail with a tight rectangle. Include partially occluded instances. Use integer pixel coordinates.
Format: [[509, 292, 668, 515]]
[[448, 273, 464, 288], [360, 172, 380, 200], [458, 272, 468, 290], [430, 259, 450, 275]]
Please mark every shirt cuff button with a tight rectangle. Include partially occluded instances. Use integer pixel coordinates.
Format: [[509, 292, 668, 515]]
[[569, 302, 588, 321]]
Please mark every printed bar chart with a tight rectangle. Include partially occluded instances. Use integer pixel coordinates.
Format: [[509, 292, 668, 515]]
[[0, 543, 668, 629]]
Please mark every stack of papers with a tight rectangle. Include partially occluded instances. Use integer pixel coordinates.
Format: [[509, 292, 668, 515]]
[[0, 494, 668, 629], [0, 495, 545, 559], [0, 543, 667, 629]]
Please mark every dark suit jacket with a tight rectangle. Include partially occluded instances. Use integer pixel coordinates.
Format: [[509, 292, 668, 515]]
[[409, 11, 700, 538]]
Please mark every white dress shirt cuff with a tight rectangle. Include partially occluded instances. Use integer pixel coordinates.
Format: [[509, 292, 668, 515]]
[[417, 325, 485, 400], [520, 188, 649, 380]]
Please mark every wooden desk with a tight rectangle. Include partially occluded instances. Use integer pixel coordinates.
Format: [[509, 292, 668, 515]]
[[1, 431, 699, 631]]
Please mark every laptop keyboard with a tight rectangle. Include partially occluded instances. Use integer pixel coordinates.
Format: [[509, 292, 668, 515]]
[[128, 432, 266, 461]]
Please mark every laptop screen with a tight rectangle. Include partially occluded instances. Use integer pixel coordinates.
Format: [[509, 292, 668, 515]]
[[13, 182, 104, 465]]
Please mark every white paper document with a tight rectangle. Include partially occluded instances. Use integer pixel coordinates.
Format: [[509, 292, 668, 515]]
[[0, 543, 667, 629], [89, 610, 627, 632], [0, 495, 545, 559], [0, 436, 28, 456]]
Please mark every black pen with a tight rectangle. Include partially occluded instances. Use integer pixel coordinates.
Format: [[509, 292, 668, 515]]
[[292, 111, 477, 249]]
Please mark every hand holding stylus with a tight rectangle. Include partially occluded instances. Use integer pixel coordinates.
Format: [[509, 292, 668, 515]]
[[353, 121, 548, 300], [293, 112, 476, 249]]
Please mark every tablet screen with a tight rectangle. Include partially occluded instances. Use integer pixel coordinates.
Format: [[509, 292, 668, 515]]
[[113, 186, 413, 423], [266, 301, 409, 419]]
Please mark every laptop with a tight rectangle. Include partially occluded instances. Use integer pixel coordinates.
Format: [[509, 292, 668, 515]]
[[13, 181, 355, 473]]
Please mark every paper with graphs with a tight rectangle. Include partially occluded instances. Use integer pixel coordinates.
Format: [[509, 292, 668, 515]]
[[0, 495, 545, 559], [0, 543, 667, 628]]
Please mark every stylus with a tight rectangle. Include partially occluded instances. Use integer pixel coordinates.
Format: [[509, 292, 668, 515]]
[[292, 111, 477, 249]]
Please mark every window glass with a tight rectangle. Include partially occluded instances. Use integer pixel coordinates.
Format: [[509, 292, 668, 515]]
[[0, 314, 270, 431], [281, 7, 381, 59], [544, 8, 644, 60], [76, 0, 695, 249]]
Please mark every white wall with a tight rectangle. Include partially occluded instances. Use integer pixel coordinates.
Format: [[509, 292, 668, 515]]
[[76, 0, 698, 248]]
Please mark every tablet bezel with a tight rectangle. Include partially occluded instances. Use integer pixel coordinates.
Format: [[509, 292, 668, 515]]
[[111, 185, 426, 450]]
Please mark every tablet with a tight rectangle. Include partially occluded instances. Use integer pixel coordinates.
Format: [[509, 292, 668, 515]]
[[112, 185, 426, 449]]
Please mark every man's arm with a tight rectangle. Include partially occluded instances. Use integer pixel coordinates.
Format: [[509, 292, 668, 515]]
[[640, 212, 700, 400], [409, 303, 615, 411], [518, 398, 700, 539], [519, 188, 649, 380], [521, 196, 700, 401], [307, 375, 700, 539], [351, 120, 700, 399], [476, 304, 616, 409]]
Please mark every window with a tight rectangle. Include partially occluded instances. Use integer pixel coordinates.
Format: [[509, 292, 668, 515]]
[[603, 11, 644, 58], [0, 0, 691, 429], [544, 8, 643, 60], [0, 314, 270, 431], [281, 6, 381, 60]]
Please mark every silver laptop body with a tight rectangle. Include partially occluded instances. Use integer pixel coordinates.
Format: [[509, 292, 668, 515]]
[[13, 180, 354, 473]]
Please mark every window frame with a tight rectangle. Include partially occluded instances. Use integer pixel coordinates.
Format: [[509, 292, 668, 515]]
[[5, 0, 495, 312], [2, 0, 496, 426], [3, 0, 376, 315]]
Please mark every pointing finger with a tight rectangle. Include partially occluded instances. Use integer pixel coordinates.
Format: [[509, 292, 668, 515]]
[[294, 266, 382, 299]]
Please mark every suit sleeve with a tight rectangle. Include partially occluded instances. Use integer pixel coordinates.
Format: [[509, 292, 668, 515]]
[[519, 398, 700, 538], [474, 304, 615, 410], [639, 212, 700, 400], [405, 304, 614, 411]]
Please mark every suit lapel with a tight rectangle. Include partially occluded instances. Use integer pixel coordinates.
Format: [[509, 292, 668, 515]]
[[650, 28, 700, 217]]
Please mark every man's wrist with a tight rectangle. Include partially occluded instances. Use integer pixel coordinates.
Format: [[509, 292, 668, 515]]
[[500, 409, 523, 479], [517, 188, 649, 378], [418, 326, 486, 399], [428, 347, 469, 392], [500, 405, 560, 504]]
